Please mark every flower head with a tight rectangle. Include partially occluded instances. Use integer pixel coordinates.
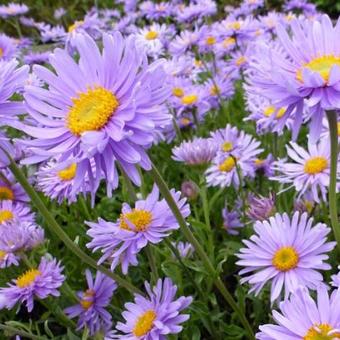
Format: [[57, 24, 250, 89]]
[[236, 212, 335, 302], [65, 270, 117, 336], [222, 208, 243, 235], [115, 278, 192, 339], [246, 193, 276, 222], [0, 257, 64, 312], [87, 185, 190, 274], [0, 3, 28, 17], [257, 286, 340, 339]]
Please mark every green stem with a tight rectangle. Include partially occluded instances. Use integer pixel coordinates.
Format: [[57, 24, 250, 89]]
[[326, 110, 340, 251], [79, 195, 92, 221], [149, 163, 254, 339], [0, 324, 47, 340], [145, 245, 158, 284], [8, 161, 142, 295]]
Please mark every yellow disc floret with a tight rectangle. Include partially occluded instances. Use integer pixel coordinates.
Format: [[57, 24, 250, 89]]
[[181, 94, 198, 105], [172, 87, 184, 98], [218, 157, 236, 172], [0, 186, 14, 201], [304, 157, 328, 174], [133, 310, 157, 337], [272, 246, 299, 272], [297, 55, 340, 84], [0, 250, 6, 259], [120, 209, 152, 232], [80, 289, 95, 310], [264, 106, 286, 119], [145, 30, 158, 40], [17, 269, 41, 288], [58, 163, 77, 181], [205, 36, 216, 45], [67, 87, 119, 136], [68, 20, 84, 33], [0, 210, 14, 224], [221, 142, 233, 152], [304, 323, 340, 340]]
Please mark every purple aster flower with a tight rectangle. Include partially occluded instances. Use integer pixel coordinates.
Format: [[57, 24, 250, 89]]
[[23, 51, 50, 65], [248, 15, 340, 142], [0, 3, 28, 18], [140, 1, 172, 20], [246, 193, 276, 222], [169, 29, 200, 56], [114, 278, 192, 339], [86, 185, 190, 274], [65, 270, 117, 336], [36, 159, 93, 204], [254, 154, 274, 176], [172, 137, 218, 165], [0, 200, 35, 225], [236, 212, 335, 302], [0, 34, 17, 60], [271, 139, 335, 203], [54, 7, 66, 20], [283, 0, 317, 16], [171, 241, 194, 259], [19, 32, 170, 198], [0, 257, 64, 312], [0, 250, 19, 268], [331, 266, 340, 288], [222, 208, 243, 235], [40, 24, 66, 43], [257, 286, 340, 339], [0, 169, 29, 203], [0, 59, 28, 121]]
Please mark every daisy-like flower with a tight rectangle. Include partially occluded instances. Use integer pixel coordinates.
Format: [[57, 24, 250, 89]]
[[171, 241, 194, 259], [257, 286, 340, 340], [20, 32, 170, 197], [0, 34, 17, 60], [0, 257, 64, 312], [236, 212, 335, 302], [246, 193, 276, 222], [206, 125, 263, 188], [271, 139, 335, 203], [172, 137, 218, 165], [36, 159, 92, 204], [114, 278, 192, 339], [0, 3, 28, 18], [249, 15, 340, 142], [0, 250, 19, 268], [222, 208, 243, 235], [65, 270, 117, 336], [0, 200, 35, 225], [86, 185, 190, 274], [0, 169, 28, 203]]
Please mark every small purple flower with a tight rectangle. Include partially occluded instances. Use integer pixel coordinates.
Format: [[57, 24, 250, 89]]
[[172, 137, 218, 165], [181, 181, 199, 201], [0, 3, 28, 17], [222, 208, 243, 235], [171, 241, 194, 259], [115, 278, 192, 339], [0, 257, 64, 312], [236, 212, 335, 302], [65, 270, 117, 336], [0, 169, 29, 203], [247, 193, 275, 222], [87, 185, 190, 274], [0, 200, 35, 225], [257, 286, 340, 339], [0, 34, 17, 60]]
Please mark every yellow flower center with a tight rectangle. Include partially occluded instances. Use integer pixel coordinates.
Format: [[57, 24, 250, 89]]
[[304, 323, 340, 340], [80, 289, 95, 310], [194, 59, 203, 68], [228, 21, 241, 30], [181, 94, 198, 105], [304, 157, 328, 174], [0, 186, 14, 201], [297, 55, 340, 84], [206, 36, 216, 45], [218, 157, 236, 172], [337, 122, 340, 136], [210, 85, 220, 96], [145, 30, 158, 40], [272, 246, 299, 272], [133, 310, 157, 337], [264, 106, 286, 119], [120, 209, 152, 232], [0, 250, 6, 259], [236, 56, 246, 66], [222, 142, 233, 152], [67, 87, 119, 136], [0, 48, 3, 58], [255, 158, 265, 166], [68, 20, 84, 33], [172, 87, 184, 97], [222, 37, 236, 48], [57, 163, 77, 181], [0, 210, 14, 224], [180, 117, 191, 126], [16, 269, 42, 288]]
